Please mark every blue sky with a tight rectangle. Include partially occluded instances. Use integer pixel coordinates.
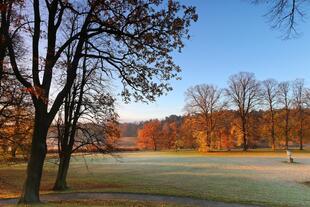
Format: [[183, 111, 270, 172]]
[[118, 0, 310, 122]]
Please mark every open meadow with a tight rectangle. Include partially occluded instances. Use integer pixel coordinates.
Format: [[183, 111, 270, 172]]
[[1, 150, 310, 207]]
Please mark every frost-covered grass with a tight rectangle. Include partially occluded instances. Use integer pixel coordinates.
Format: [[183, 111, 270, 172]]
[[7, 200, 187, 207], [1, 150, 310, 207]]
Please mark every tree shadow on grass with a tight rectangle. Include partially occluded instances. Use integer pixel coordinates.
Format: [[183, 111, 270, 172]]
[[280, 161, 302, 164]]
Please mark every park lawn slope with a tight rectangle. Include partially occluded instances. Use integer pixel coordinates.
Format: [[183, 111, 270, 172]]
[[5, 199, 190, 207], [1, 150, 310, 207]]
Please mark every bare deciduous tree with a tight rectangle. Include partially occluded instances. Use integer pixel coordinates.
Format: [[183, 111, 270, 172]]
[[3, 0, 197, 203], [305, 88, 310, 107], [52, 52, 117, 191], [252, 0, 308, 39], [278, 81, 292, 149], [185, 84, 223, 151], [261, 79, 279, 150], [292, 79, 306, 150], [0, 0, 25, 87], [226, 72, 260, 151]]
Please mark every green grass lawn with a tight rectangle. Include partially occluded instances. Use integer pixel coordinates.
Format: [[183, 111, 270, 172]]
[[1, 150, 310, 207]]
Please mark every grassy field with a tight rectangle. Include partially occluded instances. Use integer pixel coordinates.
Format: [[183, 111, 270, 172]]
[[5, 200, 187, 207], [1, 150, 310, 207]]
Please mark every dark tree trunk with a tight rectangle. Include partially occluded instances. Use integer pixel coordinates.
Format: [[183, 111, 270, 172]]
[[242, 118, 247, 151], [53, 58, 86, 191], [0, 53, 4, 87], [299, 113, 303, 150], [299, 123, 303, 150], [285, 109, 289, 150], [242, 133, 247, 151], [271, 130, 275, 151], [205, 116, 211, 151], [0, 2, 8, 88], [53, 151, 71, 191], [209, 114, 215, 151], [205, 130, 211, 151], [271, 112, 276, 151], [11, 146, 17, 158], [19, 109, 49, 204]]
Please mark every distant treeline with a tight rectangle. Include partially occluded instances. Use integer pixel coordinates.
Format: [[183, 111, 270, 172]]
[[137, 72, 310, 152], [119, 115, 183, 137], [119, 123, 142, 137], [136, 109, 310, 152]]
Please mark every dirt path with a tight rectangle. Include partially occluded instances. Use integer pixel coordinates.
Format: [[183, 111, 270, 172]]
[[0, 192, 264, 207]]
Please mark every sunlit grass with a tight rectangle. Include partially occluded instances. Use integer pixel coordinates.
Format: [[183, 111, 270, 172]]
[[1, 150, 310, 207]]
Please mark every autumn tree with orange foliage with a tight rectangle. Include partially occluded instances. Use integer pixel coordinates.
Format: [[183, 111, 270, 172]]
[[137, 120, 162, 151], [137, 116, 197, 151], [162, 122, 179, 149], [214, 110, 237, 150], [178, 116, 197, 149], [0, 75, 33, 161]]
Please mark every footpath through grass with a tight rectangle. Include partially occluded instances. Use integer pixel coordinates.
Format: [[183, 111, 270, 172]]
[[1, 150, 310, 207]]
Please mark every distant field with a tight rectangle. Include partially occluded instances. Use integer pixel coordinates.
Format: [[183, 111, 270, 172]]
[[116, 137, 138, 150], [1, 150, 310, 207]]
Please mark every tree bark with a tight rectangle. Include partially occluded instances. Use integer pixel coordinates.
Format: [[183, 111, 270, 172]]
[[299, 112, 303, 150], [271, 111, 276, 151], [299, 121, 303, 150], [299, 135, 303, 150], [11, 146, 17, 158], [53, 151, 71, 191], [242, 118, 247, 151], [18, 108, 49, 204], [205, 130, 211, 151], [205, 115, 211, 151], [0, 0, 9, 88], [285, 109, 289, 150]]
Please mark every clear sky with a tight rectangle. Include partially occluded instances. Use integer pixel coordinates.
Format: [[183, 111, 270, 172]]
[[117, 0, 310, 123]]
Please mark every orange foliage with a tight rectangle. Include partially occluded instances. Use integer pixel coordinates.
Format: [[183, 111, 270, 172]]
[[137, 120, 162, 150], [135, 108, 310, 152], [105, 121, 121, 147]]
